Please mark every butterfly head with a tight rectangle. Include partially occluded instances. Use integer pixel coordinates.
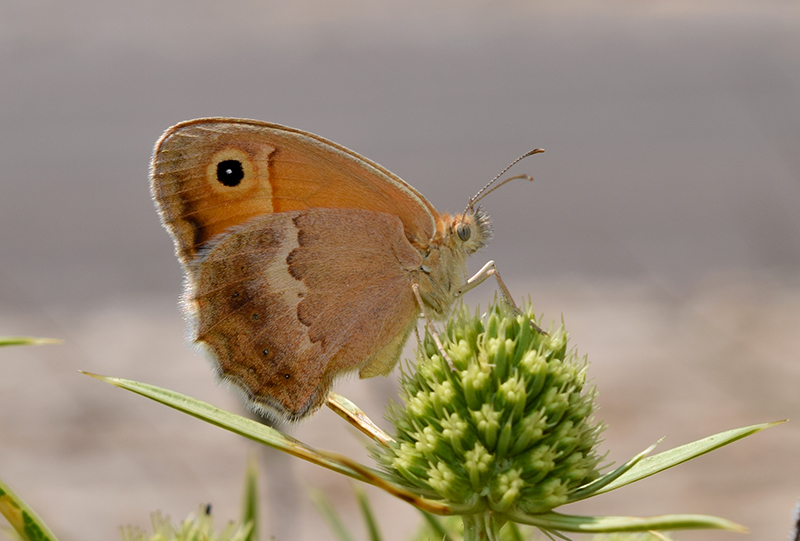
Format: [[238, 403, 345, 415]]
[[447, 148, 544, 256], [447, 206, 493, 255]]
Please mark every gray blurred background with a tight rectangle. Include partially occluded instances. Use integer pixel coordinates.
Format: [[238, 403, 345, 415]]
[[1, 1, 798, 539]]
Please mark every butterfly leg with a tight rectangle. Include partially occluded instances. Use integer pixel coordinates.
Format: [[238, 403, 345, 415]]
[[457, 260, 547, 335], [411, 283, 456, 370]]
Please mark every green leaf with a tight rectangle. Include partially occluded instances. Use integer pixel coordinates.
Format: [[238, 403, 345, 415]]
[[354, 486, 383, 541], [500, 423, 784, 534], [568, 442, 659, 502], [81, 372, 375, 483], [83, 372, 465, 517], [310, 489, 356, 541], [0, 477, 60, 541], [0, 337, 60, 348], [591, 420, 785, 496], [239, 457, 259, 541], [505, 510, 746, 533]]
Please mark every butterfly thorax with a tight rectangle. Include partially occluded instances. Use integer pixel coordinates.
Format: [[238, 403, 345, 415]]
[[414, 207, 492, 318]]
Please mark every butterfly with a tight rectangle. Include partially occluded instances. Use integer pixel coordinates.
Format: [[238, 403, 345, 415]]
[[151, 118, 542, 422]]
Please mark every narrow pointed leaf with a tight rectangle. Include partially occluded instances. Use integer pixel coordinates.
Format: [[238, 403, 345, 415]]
[[0, 477, 60, 541], [240, 457, 259, 541], [310, 489, 357, 541], [505, 510, 746, 533], [354, 486, 383, 541], [569, 442, 659, 502], [81, 372, 375, 483], [592, 420, 784, 496], [0, 336, 61, 348]]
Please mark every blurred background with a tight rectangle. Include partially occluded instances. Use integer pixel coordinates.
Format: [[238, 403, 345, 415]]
[[1, 0, 798, 539]]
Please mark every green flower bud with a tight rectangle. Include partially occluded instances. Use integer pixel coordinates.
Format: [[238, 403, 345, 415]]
[[464, 441, 494, 490], [374, 300, 604, 518]]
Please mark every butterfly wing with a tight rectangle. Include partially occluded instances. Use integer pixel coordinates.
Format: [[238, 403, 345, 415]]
[[151, 118, 437, 266], [190, 208, 421, 421]]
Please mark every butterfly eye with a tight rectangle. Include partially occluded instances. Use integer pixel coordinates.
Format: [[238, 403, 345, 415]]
[[456, 223, 471, 242], [216, 159, 245, 187]]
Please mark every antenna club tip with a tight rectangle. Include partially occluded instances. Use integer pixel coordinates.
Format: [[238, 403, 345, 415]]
[[466, 148, 545, 210]]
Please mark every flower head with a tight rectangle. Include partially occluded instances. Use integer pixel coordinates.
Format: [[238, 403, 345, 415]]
[[375, 301, 604, 517]]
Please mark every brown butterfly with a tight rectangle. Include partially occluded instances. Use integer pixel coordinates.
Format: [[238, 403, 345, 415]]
[[151, 118, 542, 422]]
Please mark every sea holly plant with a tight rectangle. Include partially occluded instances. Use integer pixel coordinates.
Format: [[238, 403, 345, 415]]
[[85, 298, 783, 540]]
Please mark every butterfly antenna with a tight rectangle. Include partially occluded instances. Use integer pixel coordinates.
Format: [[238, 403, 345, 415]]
[[466, 148, 544, 212]]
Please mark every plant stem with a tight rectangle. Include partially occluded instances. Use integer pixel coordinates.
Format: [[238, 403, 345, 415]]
[[462, 513, 503, 541]]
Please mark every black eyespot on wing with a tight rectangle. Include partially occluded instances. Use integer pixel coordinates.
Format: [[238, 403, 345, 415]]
[[217, 159, 244, 187]]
